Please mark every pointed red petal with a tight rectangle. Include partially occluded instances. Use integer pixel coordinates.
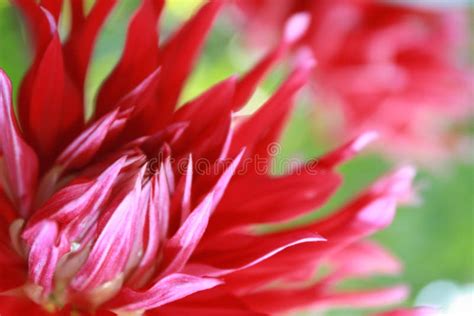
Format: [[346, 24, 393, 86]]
[[191, 230, 324, 276], [172, 77, 236, 160], [56, 107, 131, 170], [101, 69, 163, 147], [241, 284, 408, 314], [0, 70, 39, 217], [327, 241, 402, 281], [309, 166, 416, 243], [221, 167, 415, 291], [69, 0, 85, 30], [138, 1, 222, 131], [160, 152, 243, 276], [21, 38, 84, 162], [15, 3, 84, 162], [233, 44, 287, 111], [230, 60, 314, 164], [40, 0, 63, 22], [209, 170, 341, 233], [13, 0, 56, 53], [28, 36, 67, 153], [315, 131, 379, 169], [64, 0, 118, 90], [149, 288, 265, 316], [233, 13, 311, 110], [109, 273, 222, 311], [312, 285, 409, 310], [95, 0, 163, 117]]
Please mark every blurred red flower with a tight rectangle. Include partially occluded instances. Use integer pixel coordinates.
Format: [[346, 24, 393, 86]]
[[1, 0, 417, 314], [235, 0, 472, 161]]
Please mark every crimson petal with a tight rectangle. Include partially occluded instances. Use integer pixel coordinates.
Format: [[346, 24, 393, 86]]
[[95, 0, 163, 117], [132, 1, 222, 132], [241, 284, 408, 314], [233, 13, 311, 110], [190, 230, 324, 277], [64, 0, 118, 91], [159, 151, 244, 276], [230, 58, 314, 164], [0, 70, 39, 217], [109, 273, 222, 311], [57, 107, 132, 170]]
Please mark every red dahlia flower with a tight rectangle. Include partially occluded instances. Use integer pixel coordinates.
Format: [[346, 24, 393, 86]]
[[1, 0, 417, 315], [235, 0, 472, 161]]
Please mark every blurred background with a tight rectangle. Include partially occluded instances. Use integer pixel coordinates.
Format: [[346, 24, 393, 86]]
[[0, 0, 472, 315]]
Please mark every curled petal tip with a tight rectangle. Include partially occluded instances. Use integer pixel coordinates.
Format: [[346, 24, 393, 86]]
[[394, 165, 417, 181], [372, 165, 417, 205], [39, 5, 58, 34], [387, 284, 410, 303], [284, 12, 311, 44], [317, 131, 378, 168], [352, 131, 379, 152], [389, 165, 417, 199], [357, 197, 397, 229]]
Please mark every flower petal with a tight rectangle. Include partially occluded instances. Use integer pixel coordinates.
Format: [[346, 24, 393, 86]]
[[56, 107, 131, 170], [109, 273, 222, 311], [190, 230, 324, 277], [22, 157, 126, 292], [308, 166, 416, 244], [221, 166, 415, 291], [19, 33, 83, 162], [125, 176, 164, 288], [64, 0, 118, 91], [326, 240, 402, 281], [209, 170, 341, 233], [230, 59, 314, 165], [159, 151, 244, 276], [13, 0, 56, 53], [241, 284, 408, 314], [134, 0, 222, 132], [375, 307, 438, 316], [0, 202, 26, 292], [172, 77, 236, 161], [0, 70, 39, 217], [233, 12, 310, 110], [26, 220, 66, 294], [40, 0, 63, 22], [95, 0, 163, 117], [149, 287, 265, 316], [70, 167, 144, 291], [25, 157, 126, 228], [315, 131, 379, 169]]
